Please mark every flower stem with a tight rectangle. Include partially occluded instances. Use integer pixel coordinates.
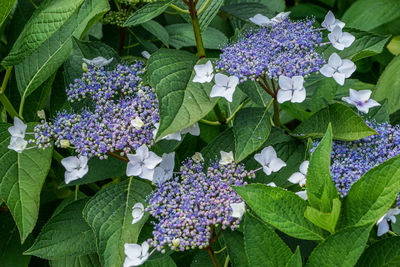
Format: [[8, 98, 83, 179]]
[[186, 0, 206, 58], [206, 247, 220, 267], [107, 151, 129, 162], [199, 119, 221, 126], [226, 98, 250, 124], [197, 0, 211, 14], [0, 67, 19, 119], [170, 3, 190, 13]]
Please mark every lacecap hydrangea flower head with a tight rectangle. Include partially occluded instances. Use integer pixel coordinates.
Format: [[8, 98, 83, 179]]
[[33, 58, 159, 159], [145, 152, 255, 251]]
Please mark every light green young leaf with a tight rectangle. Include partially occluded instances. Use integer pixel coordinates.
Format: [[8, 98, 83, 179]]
[[306, 225, 371, 267], [0, 123, 53, 243], [306, 124, 338, 212], [342, 0, 400, 31], [0, 0, 16, 27], [286, 247, 302, 267], [341, 155, 400, 228], [124, 0, 173, 27], [293, 103, 377, 141], [15, 0, 109, 99], [50, 254, 100, 267], [355, 237, 400, 267], [373, 55, 400, 114], [24, 198, 96, 259], [148, 50, 218, 140], [244, 213, 293, 267], [234, 107, 271, 162], [305, 199, 341, 234], [222, 231, 249, 267], [82, 178, 152, 267], [234, 184, 327, 241]]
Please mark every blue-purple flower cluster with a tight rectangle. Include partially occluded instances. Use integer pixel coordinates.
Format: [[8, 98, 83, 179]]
[[216, 18, 324, 82], [315, 121, 400, 197], [33, 62, 159, 158], [146, 158, 255, 251]]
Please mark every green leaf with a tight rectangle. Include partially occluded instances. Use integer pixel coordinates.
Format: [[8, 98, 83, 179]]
[[64, 37, 120, 85], [234, 184, 327, 241], [124, 0, 173, 27], [2, 0, 85, 66], [374, 55, 400, 114], [221, 2, 274, 21], [342, 0, 400, 31], [0, 0, 16, 27], [14, 0, 109, 99], [244, 213, 292, 267], [293, 103, 377, 141], [305, 199, 341, 234], [82, 178, 152, 267], [319, 28, 391, 62], [286, 247, 302, 267], [356, 237, 400, 267], [201, 128, 234, 163], [238, 80, 272, 108], [144, 256, 177, 267], [24, 198, 96, 259], [306, 124, 338, 211], [388, 36, 400, 56], [148, 50, 218, 140], [165, 24, 227, 50], [234, 107, 271, 162], [142, 20, 169, 47], [341, 155, 400, 228], [197, 0, 224, 32], [306, 225, 371, 267], [0, 212, 33, 266], [222, 231, 249, 267], [50, 254, 101, 267], [0, 123, 53, 242]]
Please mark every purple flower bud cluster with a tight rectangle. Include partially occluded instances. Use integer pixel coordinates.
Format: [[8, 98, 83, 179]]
[[216, 18, 325, 82], [313, 121, 400, 198], [146, 159, 255, 251], [33, 62, 159, 158]]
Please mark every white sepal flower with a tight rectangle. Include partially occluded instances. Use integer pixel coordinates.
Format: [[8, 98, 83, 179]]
[[249, 14, 273, 26], [376, 208, 400, 237], [82, 56, 113, 68], [254, 146, 286, 175], [277, 75, 306, 103], [295, 190, 308, 200], [141, 51, 151, 59], [288, 160, 309, 187], [181, 123, 200, 136], [328, 26, 355, 50], [230, 202, 245, 219], [153, 152, 175, 186], [320, 53, 356, 86], [193, 60, 214, 83], [192, 152, 204, 163], [219, 151, 234, 165], [342, 89, 380, 113], [152, 123, 200, 142], [123, 242, 150, 267], [131, 203, 145, 224], [60, 139, 70, 148], [210, 73, 239, 102], [126, 145, 162, 181], [131, 117, 144, 130], [8, 136, 27, 153], [267, 182, 277, 187], [8, 117, 27, 138], [271, 11, 291, 23], [322, 11, 345, 32], [61, 156, 89, 184]]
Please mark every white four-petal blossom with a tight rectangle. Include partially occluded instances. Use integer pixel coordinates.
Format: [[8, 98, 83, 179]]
[[8, 136, 27, 153], [82, 56, 113, 68], [277, 75, 306, 103], [131, 117, 144, 129], [295, 190, 308, 200], [322, 11, 345, 32], [141, 51, 151, 59], [288, 160, 309, 187], [271, 11, 291, 23], [210, 73, 239, 102], [249, 14, 273, 26], [376, 208, 400, 237], [267, 182, 277, 187], [219, 151, 234, 165], [126, 145, 162, 181], [342, 89, 381, 113], [328, 26, 355, 51], [123, 242, 150, 267], [61, 156, 89, 184], [131, 203, 145, 224], [193, 60, 214, 83], [230, 202, 245, 219], [254, 146, 286, 175], [8, 117, 27, 138], [320, 53, 356, 86], [181, 123, 200, 136], [192, 152, 204, 163], [152, 123, 200, 142], [153, 152, 175, 185]]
